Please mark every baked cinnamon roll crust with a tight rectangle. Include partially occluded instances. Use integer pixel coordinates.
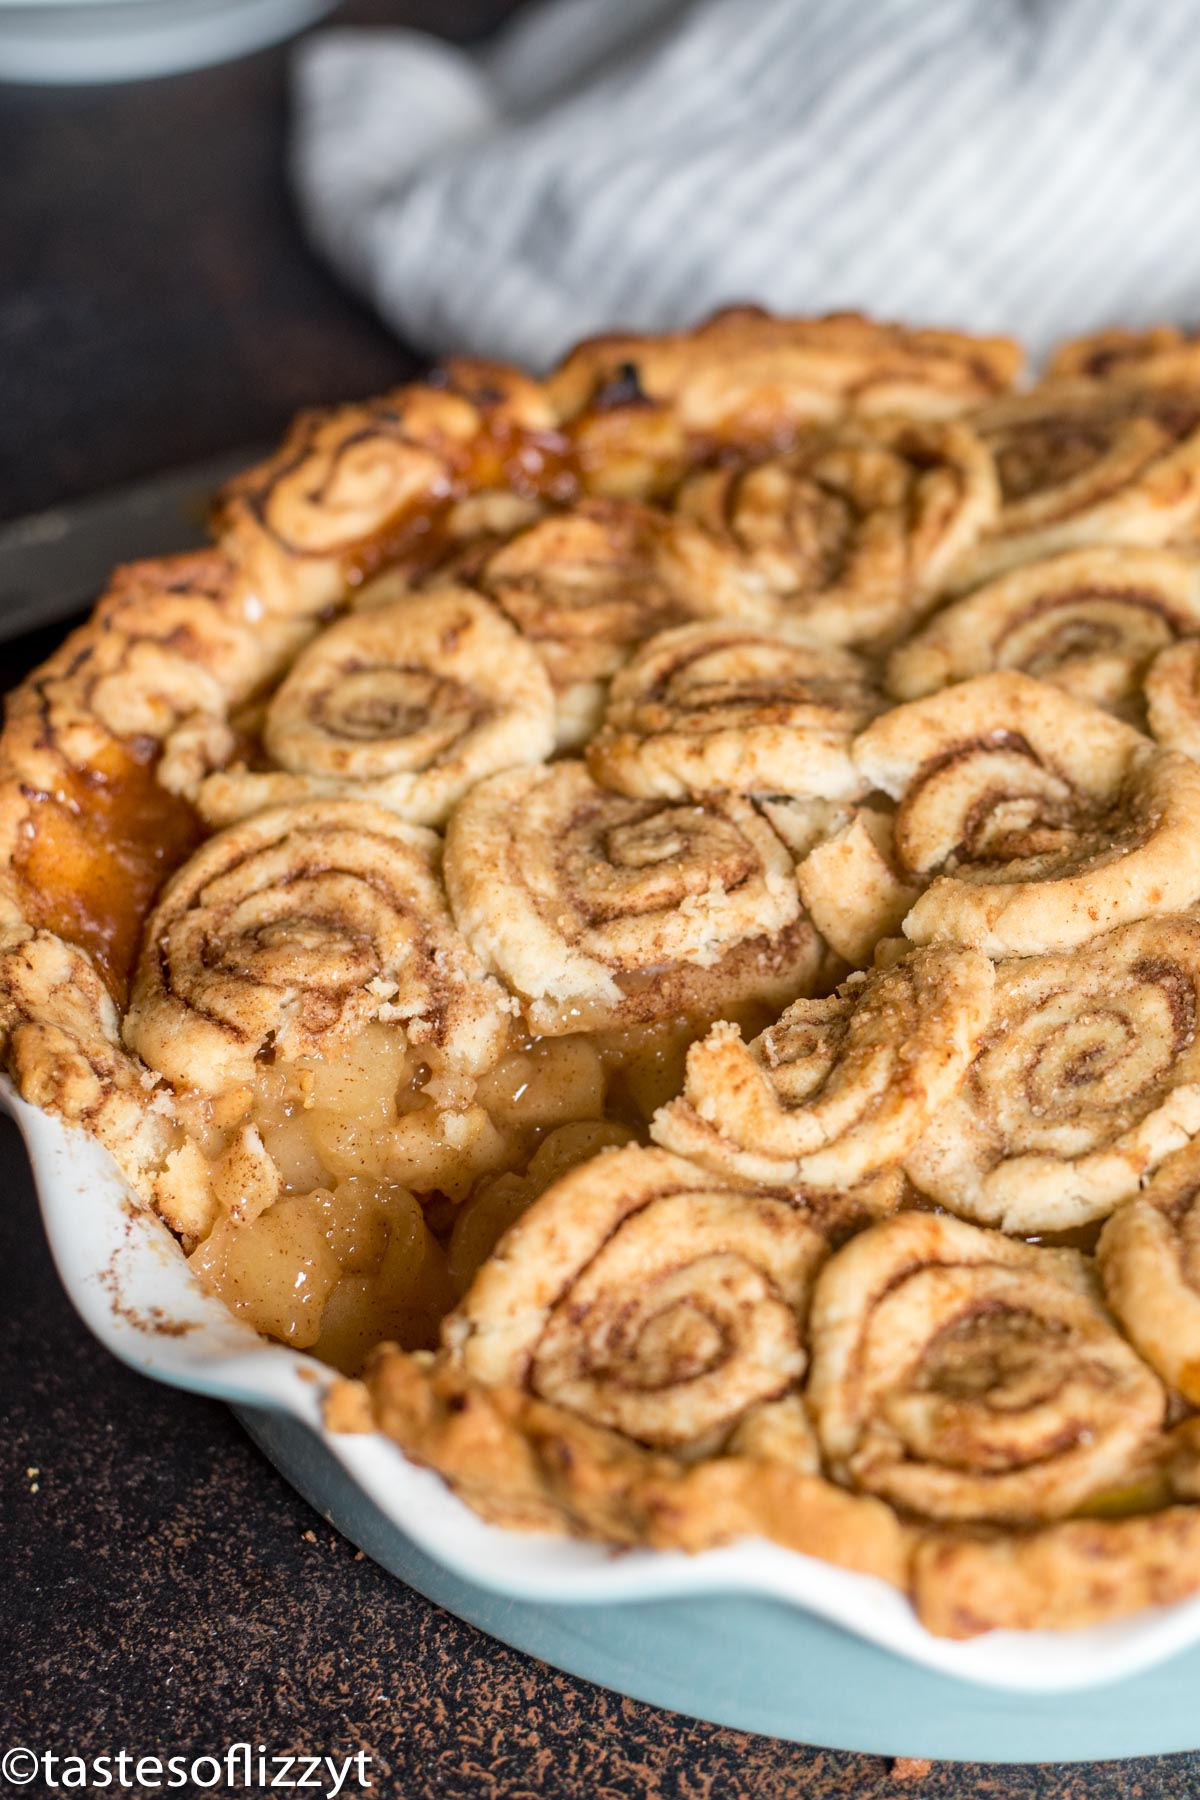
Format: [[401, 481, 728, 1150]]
[[14, 306, 1200, 1638], [675, 417, 998, 645], [854, 671, 1200, 955], [444, 762, 820, 1035]]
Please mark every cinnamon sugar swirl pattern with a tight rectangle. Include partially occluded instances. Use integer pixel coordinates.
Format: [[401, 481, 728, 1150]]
[[652, 948, 994, 1189], [906, 917, 1200, 1233], [854, 671, 1200, 956], [887, 546, 1200, 717], [444, 762, 820, 1035], [443, 1144, 827, 1452], [676, 418, 998, 645], [471, 499, 770, 747], [125, 799, 512, 1095], [195, 590, 556, 827], [806, 1212, 1166, 1524], [964, 379, 1200, 583], [587, 621, 882, 802], [215, 368, 564, 617]]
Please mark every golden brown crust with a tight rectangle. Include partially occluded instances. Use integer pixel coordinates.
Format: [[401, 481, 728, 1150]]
[[0, 927, 172, 1185], [352, 1344, 913, 1584], [214, 367, 566, 617], [550, 307, 1021, 496], [912, 1511, 1200, 1638]]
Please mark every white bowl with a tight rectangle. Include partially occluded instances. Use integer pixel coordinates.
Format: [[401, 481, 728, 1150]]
[[0, 0, 334, 84], [14, 1075, 1200, 1696]]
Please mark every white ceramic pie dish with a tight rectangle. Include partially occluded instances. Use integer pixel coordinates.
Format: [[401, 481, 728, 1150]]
[[14, 1076, 1200, 1697]]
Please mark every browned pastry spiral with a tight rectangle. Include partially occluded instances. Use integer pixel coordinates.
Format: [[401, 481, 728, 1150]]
[[806, 1211, 1166, 1524], [443, 1144, 828, 1451], [905, 916, 1200, 1233], [586, 620, 882, 802], [549, 307, 1022, 497], [1098, 1137, 1200, 1405], [1046, 323, 1200, 386], [675, 417, 998, 645], [963, 378, 1200, 583], [652, 947, 994, 1188], [854, 671, 1200, 956], [215, 366, 566, 619], [443, 762, 820, 1035], [2, 551, 284, 789], [0, 553, 288, 999], [470, 498, 771, 747], [195, 589, 556, 827], [887, 545, 1200, 718], [124, 799, 513, 1095]]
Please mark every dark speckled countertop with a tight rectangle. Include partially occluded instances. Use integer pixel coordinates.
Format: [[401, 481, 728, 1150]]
[[2, 9, 1199, 1792]]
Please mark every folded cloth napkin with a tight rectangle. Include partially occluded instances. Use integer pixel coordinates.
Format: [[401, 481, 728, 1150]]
[[293, 0, 1200, 369]]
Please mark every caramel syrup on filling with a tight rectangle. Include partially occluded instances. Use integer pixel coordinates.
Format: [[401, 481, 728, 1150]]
[[15, 736, 201, 1002]]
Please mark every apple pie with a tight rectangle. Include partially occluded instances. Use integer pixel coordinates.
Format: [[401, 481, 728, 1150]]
[[12, 307, 1200, 1638]]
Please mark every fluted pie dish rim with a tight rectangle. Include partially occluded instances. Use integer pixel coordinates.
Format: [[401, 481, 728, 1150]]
[[17, 1075, 1200, 1695]]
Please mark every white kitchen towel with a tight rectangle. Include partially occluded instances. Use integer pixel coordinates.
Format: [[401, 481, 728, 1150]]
[[292, 0, 1200, 370]]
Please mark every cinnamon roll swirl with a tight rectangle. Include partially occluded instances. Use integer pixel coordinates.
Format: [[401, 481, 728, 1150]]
[[124, 799, 513, 1095], [1046, 324, 1200, 386], [195, 591, 556, 828], [4, 551, 285, 789], [675, 418, 998, 645], [474, 499, 770, 747], [854, 672, 1200, 956], [443, 763, 820, 1035], [807, 1212, 1166, 1524], [1098, 1137, 1200, 1405], [586, 621, 881, 802], [443, 1143, 827, 1451], [963, 380, 1200, 583], [651, 947, 994, 1189], [216, 369, 564, 618], [549, 307, 1021, 497], [887, 546, 1200, 717], [1145, 637, 1200, 760], [906, 917, 1200, 1233]]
